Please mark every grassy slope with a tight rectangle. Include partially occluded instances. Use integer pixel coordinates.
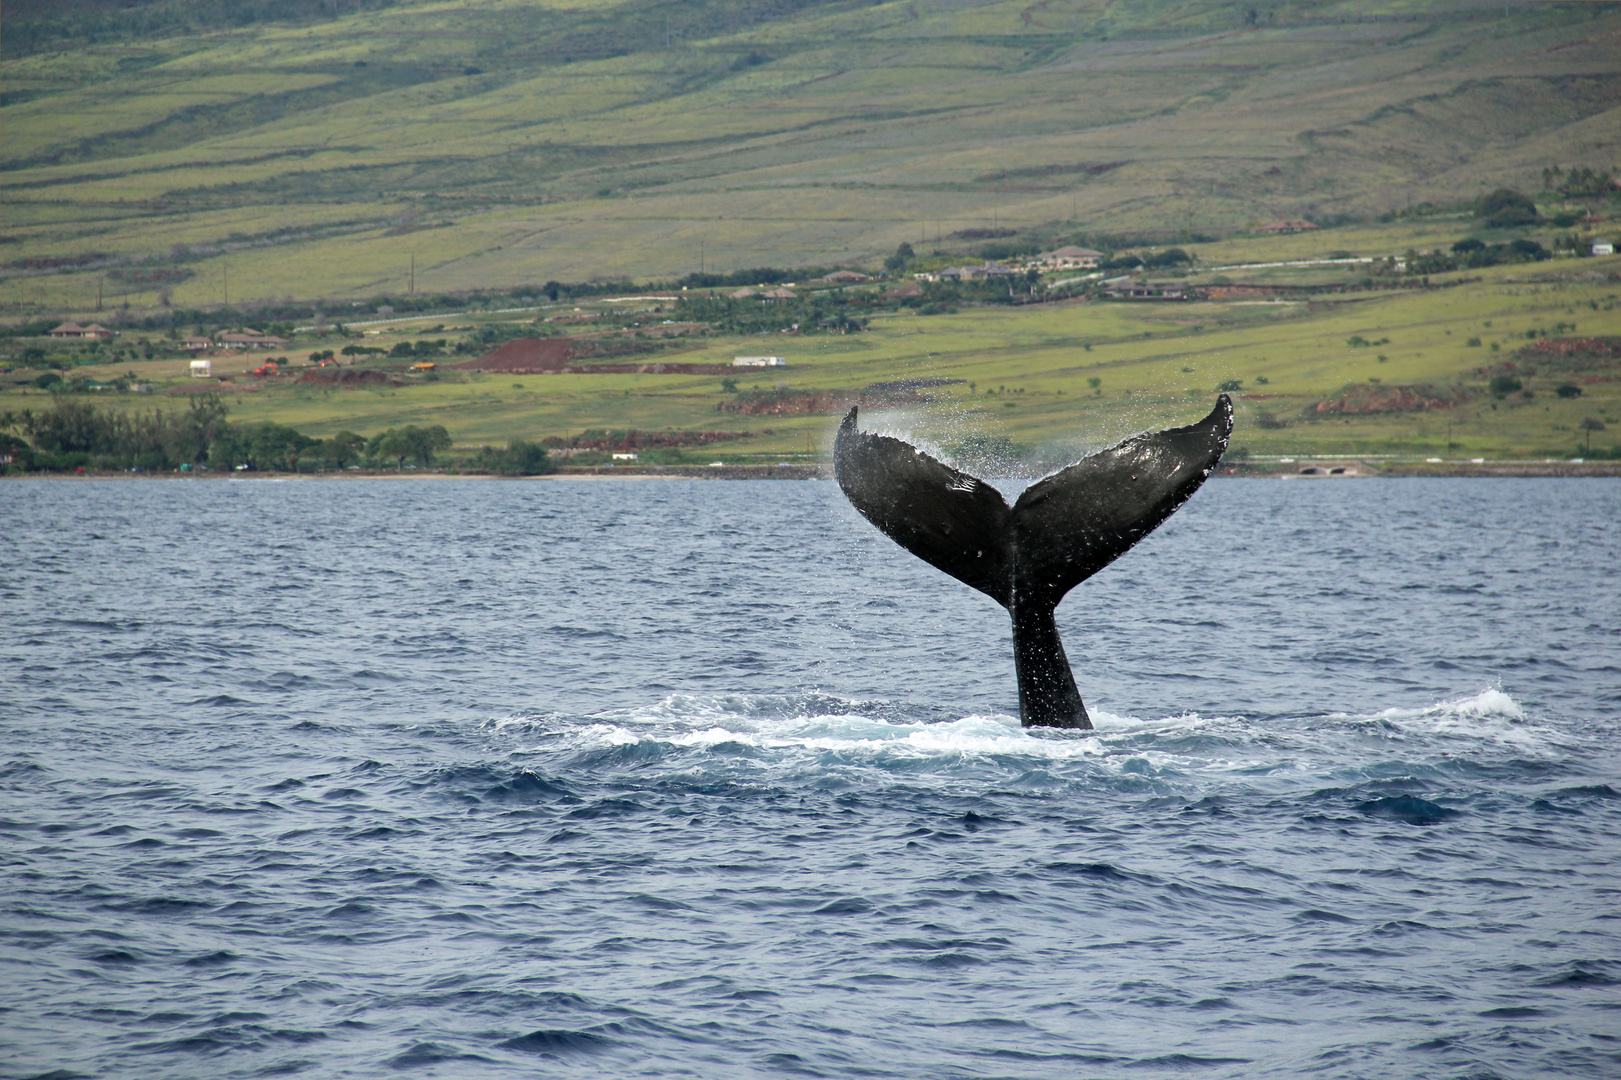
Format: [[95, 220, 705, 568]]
[[19, 241, 1619, 462], [4, 0, 1620, 314]]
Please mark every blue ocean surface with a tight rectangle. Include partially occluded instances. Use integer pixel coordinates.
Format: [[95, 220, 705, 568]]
[[2, 476, 1619, 1079]]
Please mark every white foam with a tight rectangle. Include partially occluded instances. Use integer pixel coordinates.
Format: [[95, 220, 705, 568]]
[[1367, 686, 1523, 725], [1437, 687, 1524, 721], [499, 698, 1127, 764], [484, 686, 1570, 785], [1348, 686, 1567, 758]]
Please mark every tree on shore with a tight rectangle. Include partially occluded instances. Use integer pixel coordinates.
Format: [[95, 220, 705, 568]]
[[321, 431, 368, 469], [474, 438, 554, 475], [370, 425, 451, 469], [208, 422, 316, 471]]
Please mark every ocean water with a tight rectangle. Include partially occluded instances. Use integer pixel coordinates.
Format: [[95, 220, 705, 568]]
[[2, 476, 1619, 1080]]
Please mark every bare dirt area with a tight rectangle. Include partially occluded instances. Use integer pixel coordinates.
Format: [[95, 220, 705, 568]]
[[1307, 383, 1474, 416]]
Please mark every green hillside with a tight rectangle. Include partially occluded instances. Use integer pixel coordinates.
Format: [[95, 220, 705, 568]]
[[4, 0, 1620, 314]]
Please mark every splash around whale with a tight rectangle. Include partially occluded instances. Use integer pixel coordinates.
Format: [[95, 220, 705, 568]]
[[833, 395, 1234, 729]]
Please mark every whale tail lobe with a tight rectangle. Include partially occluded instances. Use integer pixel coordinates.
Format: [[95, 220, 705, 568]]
[[833, 396, 1233, 728]]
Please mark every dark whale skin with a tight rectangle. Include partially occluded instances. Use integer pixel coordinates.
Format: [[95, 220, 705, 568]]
[[834, 396, 1233, 728]]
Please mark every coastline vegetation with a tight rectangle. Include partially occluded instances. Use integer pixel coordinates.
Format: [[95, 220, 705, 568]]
[[0, 396, 550, 474], [4, 232, 1619, 472]]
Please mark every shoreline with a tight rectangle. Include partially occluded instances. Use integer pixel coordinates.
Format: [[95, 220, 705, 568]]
[[1221, 460, 1621, 479], [8, 461, 1621, 481]]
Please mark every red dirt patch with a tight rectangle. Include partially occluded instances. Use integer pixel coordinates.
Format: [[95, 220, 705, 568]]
[[455, 337, 573, 373], [1307, 383, 1471, 416], [719, 389, 929, 416], [297, 368, 396, 387], [544, 429, 759, 452]]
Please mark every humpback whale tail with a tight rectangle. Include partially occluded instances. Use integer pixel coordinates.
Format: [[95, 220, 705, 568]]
[[833, 396, 1234, 728]]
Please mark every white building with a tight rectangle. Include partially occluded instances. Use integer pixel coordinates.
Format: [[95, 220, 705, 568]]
[[733, 356, 786, 367], [189, 359, 213, 378], [218, 330, 286, 349], [1033, 246, 1104, 270], [1594, 239, 1615, 256], [611, 452, 638, 461]]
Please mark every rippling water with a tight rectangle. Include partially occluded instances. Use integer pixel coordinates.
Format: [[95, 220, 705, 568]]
[[3, 476, 1619, 1079]]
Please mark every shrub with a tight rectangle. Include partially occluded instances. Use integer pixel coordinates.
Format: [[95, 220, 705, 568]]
[[1142, 247, 1191, 269], [1556, 384, 1583, 398], [1477, 188, 1537, 227], [1490, 375, 1522, 396]]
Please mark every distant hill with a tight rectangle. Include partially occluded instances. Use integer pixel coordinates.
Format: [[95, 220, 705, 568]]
[[3, 0, 1618, 309]]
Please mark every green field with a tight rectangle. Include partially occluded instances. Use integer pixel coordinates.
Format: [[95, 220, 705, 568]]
[[9, 239, 1619, 465], [4, 0, 1619, 315]]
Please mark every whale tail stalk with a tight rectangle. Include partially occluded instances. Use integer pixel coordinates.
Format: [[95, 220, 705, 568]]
[[833, 396, 1233, 728]]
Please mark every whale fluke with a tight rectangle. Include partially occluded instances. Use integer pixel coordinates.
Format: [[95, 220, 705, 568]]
[[834, 395, 1233, 728]]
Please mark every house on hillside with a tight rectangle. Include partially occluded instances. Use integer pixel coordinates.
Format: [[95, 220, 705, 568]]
[[733, 356, 786, 367], [181, 336, 213, 350], [760, 287, 798, 300], [1105, 281, 1187, 301], [1033, 246, 1104, 269], [1257, 219, 1320, 234], [818, 270, 869, 283], [219, 330, 286, 349], [49, 322, 115, 339], [967, 261, 1018, 279], [728, 288, 760, 299], [1593, 239, 1615, 256]]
